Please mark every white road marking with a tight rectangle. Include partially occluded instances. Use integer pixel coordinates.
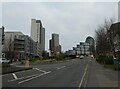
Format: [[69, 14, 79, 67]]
[[9, 68, 50, 82], [8, 73, 40, 82], [78, 61, 90, 89], [56, 66, 66, 70], [2, 68, 33, 77], [33, 68, 47, 73], [18, 71, 51, 84], [12, 73, 18, 79]]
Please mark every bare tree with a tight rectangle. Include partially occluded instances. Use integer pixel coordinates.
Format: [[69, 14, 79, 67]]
[[2, 35, 13, 52], [95, 18, 115, 56]]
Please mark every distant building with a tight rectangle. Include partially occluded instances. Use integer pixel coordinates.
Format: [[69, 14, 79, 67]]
[[31, 19, 45, 56], [49, 33, 61, 56], [85, 36, 95, 46], [65, 50, 76, 56], [85, 36, 95, 55], [79, 42, 90, 56], [3, 32, 37, 61]]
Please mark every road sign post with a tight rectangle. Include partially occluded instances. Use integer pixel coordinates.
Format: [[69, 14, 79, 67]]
[[0, 28, 2, 58]]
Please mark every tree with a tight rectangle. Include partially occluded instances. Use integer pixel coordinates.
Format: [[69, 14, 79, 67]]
[[95, 26, 111, 55], [95, 18, 115, 56]]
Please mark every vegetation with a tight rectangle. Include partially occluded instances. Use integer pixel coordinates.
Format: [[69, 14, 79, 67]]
[[104, 64, 114, 69], [54, 53, 66, 60], [0, 63, 10, 68], [96, 55, 114, 69], [95, 18, 115, 56], [96, 55, 113, 65]]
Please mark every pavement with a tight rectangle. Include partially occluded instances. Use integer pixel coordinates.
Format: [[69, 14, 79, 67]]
[[87, 59, 119, 88], [1, 57, 119, 88]]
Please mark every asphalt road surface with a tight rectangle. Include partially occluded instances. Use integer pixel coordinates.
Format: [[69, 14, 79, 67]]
[[2, 57, 90, 88], [2, 56, 119, 88]]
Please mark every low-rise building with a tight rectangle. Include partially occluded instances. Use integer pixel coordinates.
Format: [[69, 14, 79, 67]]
[[109, 22, 120, 57]]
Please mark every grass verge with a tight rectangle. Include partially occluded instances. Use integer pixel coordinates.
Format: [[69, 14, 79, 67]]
[[104, 64, 114, 70]]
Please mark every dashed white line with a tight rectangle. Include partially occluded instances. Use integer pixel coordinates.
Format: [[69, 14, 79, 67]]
[[18, 71, 51, 84], [56, 66, 66, 70], [12, 73, 18, 79]]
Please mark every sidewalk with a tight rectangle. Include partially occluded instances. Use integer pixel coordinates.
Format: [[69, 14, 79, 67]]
[[87, 59, 119, 88]]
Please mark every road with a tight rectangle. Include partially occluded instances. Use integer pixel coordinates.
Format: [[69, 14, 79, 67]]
[[2, 56, 119, 88]]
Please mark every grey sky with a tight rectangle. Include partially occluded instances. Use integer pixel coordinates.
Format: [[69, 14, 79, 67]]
[[2, 2, 118, 52]]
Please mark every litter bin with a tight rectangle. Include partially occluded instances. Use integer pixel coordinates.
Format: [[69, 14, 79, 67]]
[[113, 58, 120, 70]]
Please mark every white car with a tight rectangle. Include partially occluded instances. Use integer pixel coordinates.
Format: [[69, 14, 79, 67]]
[[0, 58, 10, 64], [80, 55, 84, 59]]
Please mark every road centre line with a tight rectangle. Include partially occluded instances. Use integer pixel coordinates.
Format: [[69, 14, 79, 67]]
[[12, 73, 18, 79], [78, 60, 90, 89], [18, 71, 51, 84]]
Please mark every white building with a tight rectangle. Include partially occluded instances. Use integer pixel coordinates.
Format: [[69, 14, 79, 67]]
[[80, 42, 90, 56], [31, 19, 45, 56]]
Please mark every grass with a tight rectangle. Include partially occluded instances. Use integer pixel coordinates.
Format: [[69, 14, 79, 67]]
[[29, 59, 56, 64], [104, 64, 114, 70], [0, 63, 10, 68]]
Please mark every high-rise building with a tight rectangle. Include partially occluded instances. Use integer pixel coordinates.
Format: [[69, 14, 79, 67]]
[[49, 33, 61, 56], [31, 19, 45, 56], [52, 33, 59, 48]]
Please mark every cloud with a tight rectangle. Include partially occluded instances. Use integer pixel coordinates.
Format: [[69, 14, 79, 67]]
[[2, 2, 118, 51]]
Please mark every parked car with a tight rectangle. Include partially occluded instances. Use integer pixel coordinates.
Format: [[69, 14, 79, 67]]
[[113, 57, 120, 70], [80, 55, 84, 59], [0, 58, 10, 64]]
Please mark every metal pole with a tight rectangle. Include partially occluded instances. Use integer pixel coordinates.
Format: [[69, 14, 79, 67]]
[[0, 28, 2, 58]]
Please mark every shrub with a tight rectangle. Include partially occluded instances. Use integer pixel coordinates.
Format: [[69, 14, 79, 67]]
[[55, 53, 65, 60], [96, 55, 113, 65]]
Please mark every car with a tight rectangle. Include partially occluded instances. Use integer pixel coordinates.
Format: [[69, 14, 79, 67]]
[[113, 57, 120, 70], [91, 55, 94, 58], [80, 55, 84, 59], [0, 58, 10, 64]]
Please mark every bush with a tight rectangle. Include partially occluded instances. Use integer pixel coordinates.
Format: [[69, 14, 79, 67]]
[[55, 53, 65, 60], [96, 55, 113, 65]]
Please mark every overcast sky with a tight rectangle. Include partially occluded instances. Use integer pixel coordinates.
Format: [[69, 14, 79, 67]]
[[1, 1, 118, 52]]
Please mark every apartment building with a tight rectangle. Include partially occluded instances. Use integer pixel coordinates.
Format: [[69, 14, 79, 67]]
[[3, 32, 37, 61]]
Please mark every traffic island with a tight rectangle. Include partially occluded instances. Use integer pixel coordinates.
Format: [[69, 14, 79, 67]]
[[2, 64, 32, 75]]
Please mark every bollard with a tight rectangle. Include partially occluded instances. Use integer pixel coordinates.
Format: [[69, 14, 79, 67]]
[[25, 60, 30, 68]]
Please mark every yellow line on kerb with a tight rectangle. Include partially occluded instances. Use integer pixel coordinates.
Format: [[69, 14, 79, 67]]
[[78, 60, 90, 89]]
